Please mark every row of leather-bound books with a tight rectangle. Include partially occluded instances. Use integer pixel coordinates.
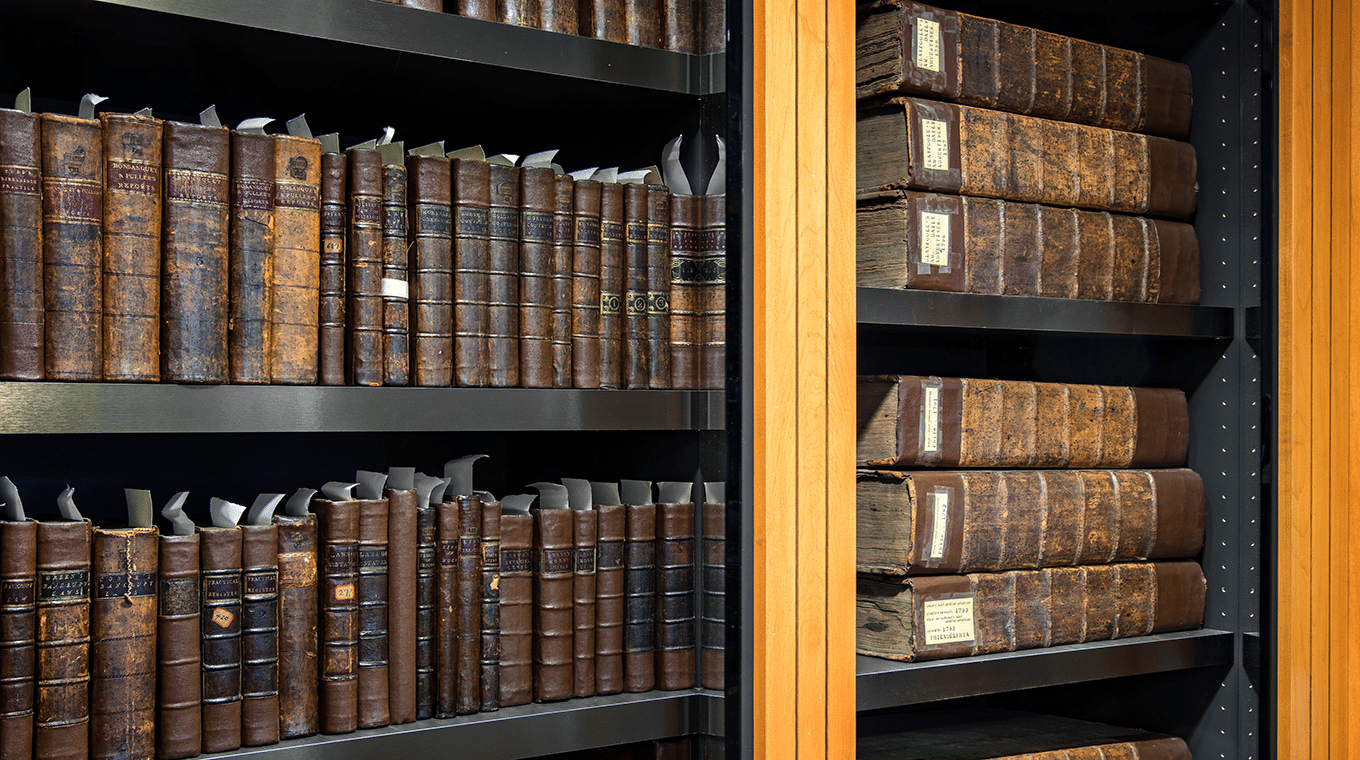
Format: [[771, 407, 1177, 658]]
[[854, 376, 1207, 662], [374, 0, 724, 54], [854, 0, 1202, 304], [0, 99, 726, 390], [0, 468, 726, 760]]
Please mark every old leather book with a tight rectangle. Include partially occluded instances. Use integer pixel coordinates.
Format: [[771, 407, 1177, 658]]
[[41, 113, 103, 381], [551, 174, 576, 386], [407, 153, 454, 387], [498, 505, 533, 707], [381, 153, 410, 387], [855, 560, 1205, 662], [571, 178, 603, 388], [855, 1, 1193, 140], [100, 112, 162, 382], [403, 0, 443, 9], [595, 501, 626, 695], [453, 156, 492, 386], [855, 189, 1200, 303], [626, 0, 662, 46], [623, 502, 657, 692], [662, 0, 698, 52], [498, 0, 539, 26], [157, 531, 202, 759], [856, 98, 1198, 221], [270, 133, 322, 385], [857, 375, 1190, 468], [162, 118, 230, 383], [240, 523, 280, 746], [700, 496, 724, 690], [314, 497, 359, 734], [347, 146, 384, 387], [654, 496, 695, 690], [697, 193, 726, 389], [90, 526, 157, 760], [532, 504, 574, 701], [0, 106, 44, 380], [668, 193, 702, 389], [540, 0, 577, 32], [599, 181, 626, 388], [356, 499, 390, 728], [519, 166, 556, 387], [582, 0, 626, 42], [387, 482, 419, 724], [479, 499, 501, 711], [571, 506, 597, 698], [701, 0, 724, 52], [0, 518, 36, 758], [415, 505, 437, 718], [456, 0, 495, 19], [35, 518, 91, 760], [199, 526, 243, 753], [228, 130, 275, 384], [275, 512, 318, 739], [856, 468, 1206, 574], [455, 494, 482, 714], [489, 163, 521, 387], [435, 500, 459, 717], [320, 150, 347, 386], [623, 183, 650, 387], [646, 185, 672, 388]]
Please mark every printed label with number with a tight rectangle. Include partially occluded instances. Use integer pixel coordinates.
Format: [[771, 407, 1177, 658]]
[[928, 491, 949, 559], [915, 17, 942, 72], [923, 596, 975, 646], [921, 119, 950, 172], [924, 385, 940, 453], [920, 211, 950, 267]]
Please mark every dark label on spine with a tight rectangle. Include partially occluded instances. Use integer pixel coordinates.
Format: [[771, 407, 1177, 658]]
[[625, 622, 656, 652], [553, 216, 574, 243], [500, 548, 531, 574], [601, 220, 624, 242], [418, 546, 436, 573], [670, 228, 722, 253], [415, 204, 452, 237], [597, 541, 624, 569], [600, 293, 621, 315], [1, 578, 35, 606], [107, 160, 160, 195], [575, 547, 597, 573], [359, 546, 388, 571], [245, 569, 279, 596], [166, 169, 229, 205], [670, 255, 723, 285], [455, 206, 489, 236], [96, 571, 156, 599], [522, 210, 553, 242], [384, 205, 408, 237], [535, 548, 574, 576], [482, 540, 500, 570], [276, 180, 321, 210], [459, 537, 478, 558], [279, 551, 317, 587], [648, 223, 668, 244], [160, 576, 199, 617], [0, 165, 39, 195], [574, 217, 601, 246], [322, 203, 347, 232], [325, 544, 358, 573], [658, 621, 696, 649], [489, 207, 519, 239], [626, 293, 648, 316], [38, 569, 89, 602], [42, 178, 102, 223], [352, 195, 382, 227], [626, 221, 647, 243], [647, 291, 670, 315], [233, 177, 274, 210], [440, 540, 459, 566], [203, 571, 242, 602]]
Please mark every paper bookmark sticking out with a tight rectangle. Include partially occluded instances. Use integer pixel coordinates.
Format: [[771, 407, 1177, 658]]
[[319, 133, 341, 155], [475, 490, 499, 505], [522, 149, 559, 168], [446, 145, 485, 161], [487, 153, 519, 167], [618, 169, 651, 185], [285, 488, 317, 517], [209, 498, 246, 529], [124, 488, 155, 529], [561, 478, 595, 512], [78, 93, 108, 121], [200, 105, 223, 128], [414, 473, 444, 510], [656, 481, 693, 504], [500, 494, 536, 515], [355, 471, 388, 500], [527, 482, 569, 509], [56, 487, 84, 521], [409, 141, 445, 158], [589, 481, 621, 507], [444, 455, 489, 499], [15, 88, 31, 114], [430, 477, 451, 506], [661, 135, 691, 195], [378, 141, 405, 167], [705, 481, 726, 504], [134, 107, 153, 118], [388, 467, 416, 492], [162, 492, 194, 536], [321, 482, 359, 502], [236, 117, 274, 135], [593, 167, 619, 184], [708, 135, 727, 195], [0, 477, 25, 522], [376, 126, 396, 146], [619, 479, 653, 506], [348, 139, 378, 152], [287, 114, 313, 139], [568, 167, 599, 181], [247, 494, 285, 526]]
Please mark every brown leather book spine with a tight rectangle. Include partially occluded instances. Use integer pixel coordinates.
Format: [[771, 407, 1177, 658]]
[[35, 519, 91, 760], [479, 501, 501, 712], [498, 513, 533, 707], [100, 113, 162, 382], [90, 527, 157, 760], [698, 193, 726, 389], [320, 152, 348, 386], [0, 109, 44, 380], [646, 186, 672, 388], [388, 489, 418, 724], [403, 0, 444, 9], [162, 120, 230, 383], [347, 148, 384, 387], [229, 131, 275, 384], [662, 0, 698, 52], [239, 525, 280, 747], [533, 508, 575, 701], [499, 0, 539, 26], [583, 0, 626, 42], [489, 164, 521, 387], [415, 506, 437, 719], [551, 174, 576, 387], [599, 183, 625, 388], [595, 504, 625, 695], [626, 0, 662, 47], [519, 166, 556, 387], [275, 513, 319, 739], [540, 0, 578, 33], [199, 526, 243, 753], [572, 179, 603, 388], [623, 187, 650, 387], [435, 501, 458, 717], [356, 500, 390, 728], [0, 520, 35, 759], [40, 114, 103, 381], [624, 504, 657, 692], [455, 495, 482, 713], [408, 155, 454, 387], [701, 0, 724, 52], [314, 500, 359, 734], [270, 135, 322, 385], [157, 532, 202, 759], [655, 501, 695, 689], [572, 510, 598, 697], [668, 194, 702, 390], [700, 501, 724, 689], [456, 0, 495, 19], [1130, 386, 1192, 467], [453, 158, 492, 387], [382, 163, 410, 386]]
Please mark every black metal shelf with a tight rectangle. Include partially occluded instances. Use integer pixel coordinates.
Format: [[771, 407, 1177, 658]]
[[0, 384, 724, 434], [202, 690, 722, 759], [855, 630, 1234, 712]]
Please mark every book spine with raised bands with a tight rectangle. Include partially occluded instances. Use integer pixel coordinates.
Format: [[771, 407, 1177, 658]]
[[0, 520, 36, 759], [270, 134, 322, 385], [572, 510, 598, 697], [382, 162, 410, 386], [623, 504, 656, 692], [40, 114, 103, 381], [161, 119, 230, 383], [319, 153, 348, 385], [479, 501, 501, 711], [498, 0, 538, 26], [228, 131, 275, 384], [388, 488, 419, 725], [583, 0, 626, 42], [0, 108, 44, 380], [655, 502, 695, 689], [315, 500, 359, 734], [35, 519, 91, 760], [275, 513, 319, 739], [99, 112, 162, 382], [407, 155, 454, 387], [240, 524, 280, 747], [539, 0, 576, 32], [346, 148, 384, 387], [90, 527, 158, 760], [519, 166, 556, 387], [594, 504, 626, 695], [646, 187, 672, 388], [700, 501, 725, 689], [415, 506, 437, 718], [550, 175, 575, 387], [435, 501, 459, 718], [599, 183, 625, 388], [698, 194, 726, 389], [456, 495, 482, 714], [453, 159, 492, 386], [532, 508, 574, 701], [497, 513, 533, 707], [200, 527, 243, 754], [488, 164, 521, 387], [623, 184, 650, 388], [668, 194, 702, 390], [157, 532, 202, 759], [356, 500, 390, 728], [572, 179, 603, 388]]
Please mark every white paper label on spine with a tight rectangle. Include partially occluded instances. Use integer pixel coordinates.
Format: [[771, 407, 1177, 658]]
[[381, 277, 409, 300], [921, 118, 950, 172], [923, 385, 940, 453], [920, 211, 950, 267], [922, 597, 975, 645], [915, 18, 942, 72], [928, 492, 949, 560]]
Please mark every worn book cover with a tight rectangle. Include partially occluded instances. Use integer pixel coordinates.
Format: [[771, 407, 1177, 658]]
[[100, 112, 162, 382]]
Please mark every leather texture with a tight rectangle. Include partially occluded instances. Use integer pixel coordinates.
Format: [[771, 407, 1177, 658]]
[[270, 134, 322, 385], [571, 179, 603, 388], [455, 495, 482, 714], [645, 186, 671, 388], [479, 500, 501, 712], [583, 0, 626, 42], [625, 0, 661, 47], [35, 519, 91, 760], [415, 506, 437, 719], [662, 0, 697, 52], [407, 155, 454, 387], [0, 108, 45, 380], [90, 527, 157, 760], [314, 499, 359, 734], [532, 508, 574, 701], [457, 0, 495, 19], [498, 513, 533, 707], [497, 0, 536, 25], [346, 148, 383, 387], [435, 501, 459, 717], [452, 158, 492, 387], [199, 526, 243, 754], [667, 193, 702, 390], [697, 193, 725, 389], [598, 182, 625, 388], [571, 510, 598, 697], [654, 502, 695, 690], [622, 184, 649, 388], [539, 0, 576, 32], [275, 513, 319, 739], [488, 163, 521, 387], [99, 112, 162, 382], [319, 152, 348, 386], [700, 501, 725, 690], [594, 504, 626, 695], [381, 163, 410, 387], [240, 524, 280, 747], [0, 519, 36, 759], [551, 175, 575, 386], [387, 489, 419, 724], [356, 499, 390, 728], [623, 504, 656, 692], [228, 130, 275, 384], [518, 166, 556, 388], [157, 532, 202, 759]]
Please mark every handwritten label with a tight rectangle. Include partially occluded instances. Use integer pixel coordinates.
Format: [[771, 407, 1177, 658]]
[[919, 211, 950, 267], [928, 491, 949, 560], [915, 17, 942, 72], [334, 583, 355, 601], [923, 385, 940, 453], [921, 118, 950, 172], [211, 607, 235, 629], [923, 596, 974, 645]]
